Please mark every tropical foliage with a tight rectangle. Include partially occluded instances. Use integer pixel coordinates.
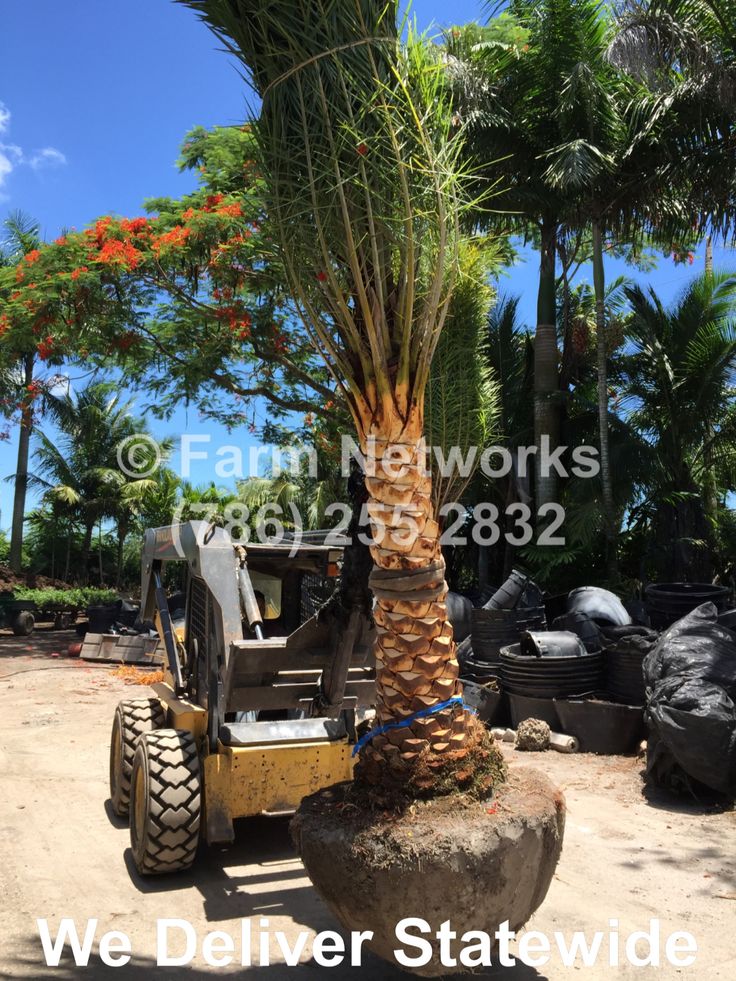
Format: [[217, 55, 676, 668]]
[[0, 3, 734, 681]]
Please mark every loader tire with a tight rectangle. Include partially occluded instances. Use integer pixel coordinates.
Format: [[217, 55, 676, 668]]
[[109, 698, 166, 817], [11, 611, 35, 636], [129, 729, 201, 875]]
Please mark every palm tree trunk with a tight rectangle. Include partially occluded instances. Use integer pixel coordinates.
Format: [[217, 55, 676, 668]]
[[64, 531, 72, 583], [9, 353, 35, 573], [80, 520, 94, 585], [356, 411, 470, 791], [534, 219, 560, 509], [592, 220, 617, 578], [705, 235, 713, 276], [51, 515, 57, 580], [98, 520, 104, 585], [116, 518, 128, 589]]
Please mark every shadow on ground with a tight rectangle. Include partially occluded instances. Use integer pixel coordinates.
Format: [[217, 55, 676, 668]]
[[5, 812, 548, 980], [4, 945, 548, 980]]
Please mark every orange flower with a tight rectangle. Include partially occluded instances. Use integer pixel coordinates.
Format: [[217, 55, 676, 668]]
[[54, 236, 67, 246], [120, 217, 149, 235], [114, 331, 137, 351], [70, 266, 89, 280], [151, 225, 191, 253], [24, 250, 41, 264], [93, 217, 113, 245], [216, 202, 242, 218], [96, 239, 143, 268], [37, 336, 55, 361]]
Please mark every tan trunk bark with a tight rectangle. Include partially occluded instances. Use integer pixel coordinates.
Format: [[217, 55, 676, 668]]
[[355, 409, 470, 785]]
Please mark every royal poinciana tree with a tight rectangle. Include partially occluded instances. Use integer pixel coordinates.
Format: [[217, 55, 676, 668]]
[[0, 211, 143, 572], [178, 0, 500, 796], [0, 125, 343, 451]]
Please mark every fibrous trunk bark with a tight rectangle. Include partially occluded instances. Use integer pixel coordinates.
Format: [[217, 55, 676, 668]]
[[534, 220, 560, 509], [9, 353, 35, 573], [592, 220, 617, 579], [354, 411, 480, 794]]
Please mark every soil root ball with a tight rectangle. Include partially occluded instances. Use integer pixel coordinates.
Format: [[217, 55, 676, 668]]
[[291, 768, 566, 977], [516, 718, 551, 752]]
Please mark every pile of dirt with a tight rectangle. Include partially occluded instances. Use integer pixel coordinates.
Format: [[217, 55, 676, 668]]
[[0, 565, 74, 593]]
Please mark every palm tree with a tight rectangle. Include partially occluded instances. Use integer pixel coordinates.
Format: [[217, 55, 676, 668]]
[[32, 383, 160, 584], [483, 282, 644, 588], [179, 0, 492, 792], [453, 0, 732, 570], [622, 272, 736, 580], [446, 2, 614, 508], [0, 211, 42, 572], [609, 1, 736, 246]]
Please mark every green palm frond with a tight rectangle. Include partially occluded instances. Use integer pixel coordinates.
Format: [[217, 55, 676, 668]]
[[178, 0, 475, 435], [426, 240, 500, 510]]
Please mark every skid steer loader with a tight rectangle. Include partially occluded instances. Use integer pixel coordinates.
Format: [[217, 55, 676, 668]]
[[108, 520, 374, 875]]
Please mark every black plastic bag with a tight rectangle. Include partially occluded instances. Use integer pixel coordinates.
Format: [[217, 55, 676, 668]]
[[644, 602, 736, 796]]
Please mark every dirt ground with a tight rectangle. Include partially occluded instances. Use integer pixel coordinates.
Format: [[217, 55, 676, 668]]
[[1, 627, 735, 980]]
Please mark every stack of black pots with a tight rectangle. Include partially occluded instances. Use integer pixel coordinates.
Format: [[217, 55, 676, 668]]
[[645, 582, 730, 630], [462, 571, 546, 682], [602, 626, 659, 706], [500, 631, 605, 698]]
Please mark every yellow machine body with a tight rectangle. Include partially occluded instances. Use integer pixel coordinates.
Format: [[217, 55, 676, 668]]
[[152, 680, 355, 844]]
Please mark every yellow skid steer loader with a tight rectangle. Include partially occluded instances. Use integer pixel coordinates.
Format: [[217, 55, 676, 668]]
[[109, 521, 374, 875]]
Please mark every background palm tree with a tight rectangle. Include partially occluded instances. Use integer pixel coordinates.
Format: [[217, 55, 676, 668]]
[[446, 0, 626, 509], [0, 211, 43, 573], [31, 382, 163, 584], [622, 272, 736, 580]]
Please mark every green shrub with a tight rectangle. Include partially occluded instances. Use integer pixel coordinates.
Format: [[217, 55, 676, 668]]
[[11, 586, 120, 609]]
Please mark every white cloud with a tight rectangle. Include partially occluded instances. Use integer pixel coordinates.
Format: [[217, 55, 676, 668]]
[[0, 102, 67, 194], [30, 146, 67, 171], [0, 146, 17, 189]]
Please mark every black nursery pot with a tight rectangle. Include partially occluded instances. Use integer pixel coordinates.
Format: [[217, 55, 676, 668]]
[[554, 697, 645, 754], [645, 582, 730, 629], [509, 692, 561, 729], [85, 602, 121, 634], [520, 630, 587, 659], [461, 679, 502, 726]]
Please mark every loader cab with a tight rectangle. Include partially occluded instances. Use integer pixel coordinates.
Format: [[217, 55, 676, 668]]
[[237, 539, 343, 637]]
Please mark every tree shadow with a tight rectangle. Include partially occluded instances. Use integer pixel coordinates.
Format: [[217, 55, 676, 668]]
[[3, 943, 548, 980], [66, 816, 546, 981], [0, 625, 77, 662]]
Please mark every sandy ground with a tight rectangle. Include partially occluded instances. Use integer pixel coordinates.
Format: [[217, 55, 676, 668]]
[[1, 626, 735, 981]]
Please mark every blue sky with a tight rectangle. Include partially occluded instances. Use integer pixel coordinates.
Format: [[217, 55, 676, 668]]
[[1, 0, 733, 526]]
